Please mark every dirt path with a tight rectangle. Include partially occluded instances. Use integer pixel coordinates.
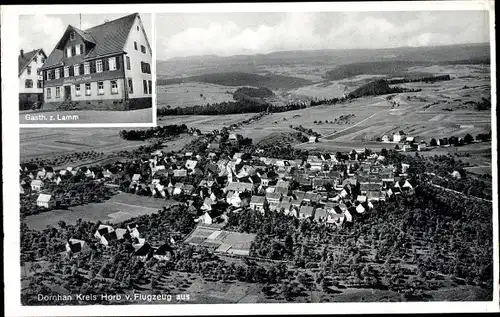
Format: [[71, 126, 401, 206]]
[[430, 183, 492, 203], [294, 108, 389, 148]]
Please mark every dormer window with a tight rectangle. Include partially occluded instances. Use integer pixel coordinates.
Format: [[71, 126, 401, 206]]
[[70, 32, 75, 40]]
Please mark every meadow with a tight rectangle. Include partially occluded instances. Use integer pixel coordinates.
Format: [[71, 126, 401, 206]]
[[20, 128, 144, 160], [157, 83, 237, 109], [23, 192, 177, 230]]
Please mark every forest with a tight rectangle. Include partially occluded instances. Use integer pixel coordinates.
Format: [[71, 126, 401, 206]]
[[347, 79, 420, 99], [157, 72, 311, 90], [119, 124, 189, 141], [386, 74, 451, 84]]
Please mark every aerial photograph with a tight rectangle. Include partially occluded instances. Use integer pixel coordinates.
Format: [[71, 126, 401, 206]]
[[20, 10, 493, 305], [18, 13, 153, 125]]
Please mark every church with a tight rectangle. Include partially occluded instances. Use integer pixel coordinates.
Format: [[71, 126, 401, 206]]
[[40, 13, 152, 111]]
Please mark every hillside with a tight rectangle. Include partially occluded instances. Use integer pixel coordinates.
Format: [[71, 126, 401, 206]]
[[157, 72, 312, 90], [326, 58, 489, 81], [233, 87, 275, 99], [157, 43, 490, 78]]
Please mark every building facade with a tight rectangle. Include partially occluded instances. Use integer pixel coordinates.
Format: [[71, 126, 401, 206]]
[[40, 13, 152, 111], [19, 49, 47, 110]]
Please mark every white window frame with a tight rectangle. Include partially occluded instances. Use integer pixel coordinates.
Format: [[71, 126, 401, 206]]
[[64, 66, 69, 78], [27, 66, 31, 75], [98, 82, 104, 95], [96, 60, 103, 73], [75, 45, 80, 56], [111, 80, 118, 94], [109, 57, 116, 71], [66, 47, 72, 58], [55, 87, 61, 98], [84, 62, 90, 75], [75, 84, 81, 96], [126, 56, 131, 70], [74, 65, 80, 76], [55, 68, 60, 79], [46, 88, 51, 99], [85, 83, 91, 96]]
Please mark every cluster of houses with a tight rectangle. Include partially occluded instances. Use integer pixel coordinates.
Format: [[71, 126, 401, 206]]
[[21, 137, 416, 231], [20, 165, 100, 208], [66, 223, 175, 262], [381, 130, 480, 153], [381, 131, 428, 152]]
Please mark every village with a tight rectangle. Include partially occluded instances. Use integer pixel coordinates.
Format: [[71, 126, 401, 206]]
[[20, 123, 426, 266]]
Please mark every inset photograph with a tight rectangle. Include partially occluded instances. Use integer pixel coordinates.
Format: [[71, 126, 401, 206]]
[[19, 13, 154, 125]]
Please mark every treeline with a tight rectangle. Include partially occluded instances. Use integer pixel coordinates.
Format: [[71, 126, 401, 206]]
[[233, 87, 274, 100], [347, 79, 420, 99], [387, 74, 451, 84], [157, 99, 269, 116], [119, 124, 189, 141], [157, 79, 419, 117], [157, 95, 350, 117], [290, 125, 322, 138]]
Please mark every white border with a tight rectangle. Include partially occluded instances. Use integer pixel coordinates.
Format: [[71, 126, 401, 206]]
[[2, 1, 498, 316]]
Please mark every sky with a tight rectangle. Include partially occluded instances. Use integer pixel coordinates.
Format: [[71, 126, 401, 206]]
[[156, 11, 490, 60], [19, 13, 152, 55]]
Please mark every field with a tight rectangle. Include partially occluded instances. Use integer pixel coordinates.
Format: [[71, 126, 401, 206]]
[[286, 81, 346, 101], [23, 192, 178, 230], [19, 108, 153, 125], [157, 83, 237, 109], [157, 113, 252, 133], [157, 64, 491, 172], [20, 128, 145, 160]]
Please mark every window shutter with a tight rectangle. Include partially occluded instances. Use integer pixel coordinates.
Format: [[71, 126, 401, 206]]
[[116, 56, 121, 69], [69, 66, 74, 77], [91, 61, 96, 73], [103, 59, 109, 71], [80, 63, 84, 75]]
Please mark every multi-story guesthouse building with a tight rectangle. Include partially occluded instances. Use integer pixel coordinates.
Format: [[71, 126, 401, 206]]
[[40, 13, 152, 110], [19, 49, 47, 110]]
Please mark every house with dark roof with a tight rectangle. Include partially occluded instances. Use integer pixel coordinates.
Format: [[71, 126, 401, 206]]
[[65, 238, 88, 255], [40, 13, 152, 110], [19, 48, 47, 110]]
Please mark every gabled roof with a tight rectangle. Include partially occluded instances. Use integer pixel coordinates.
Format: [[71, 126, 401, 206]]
[[19, 48, 46, 76], [42, 13, 142, 70], [67, 238, 85, 253], [250, 195, 266, 204], [37, 194, 52, 202]]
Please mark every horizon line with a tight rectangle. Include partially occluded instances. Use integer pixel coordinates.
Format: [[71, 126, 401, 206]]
[[159, 41, 490, 62]]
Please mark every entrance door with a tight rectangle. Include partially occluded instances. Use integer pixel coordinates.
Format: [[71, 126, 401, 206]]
[[64, 86, 71, 101]]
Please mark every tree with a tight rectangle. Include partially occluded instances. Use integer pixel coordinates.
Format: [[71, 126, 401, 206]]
[[430, 138, 437, 147], [464, 133, 474, 144]]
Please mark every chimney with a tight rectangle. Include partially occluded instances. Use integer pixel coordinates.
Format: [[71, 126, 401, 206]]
[[20, 49, 24, 57]]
